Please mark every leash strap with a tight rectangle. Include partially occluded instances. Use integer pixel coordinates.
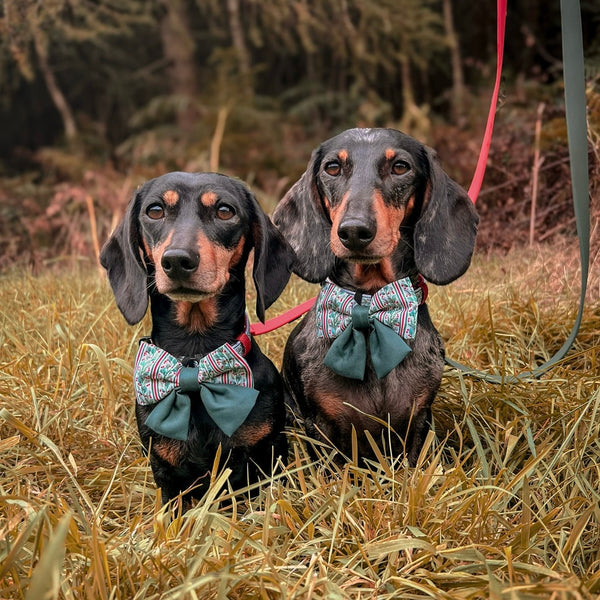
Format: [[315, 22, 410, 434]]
[[468, 0, 507, 202], [447, 0, 590, 382], [249, 297, 316, 335]]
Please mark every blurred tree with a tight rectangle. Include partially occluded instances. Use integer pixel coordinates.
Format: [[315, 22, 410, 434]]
[[443, 0, 465, 123], [226, 0, 252, 97], [3, 0, 78, 140], [1, 0, 598, 171], [32, 26, 78, 141], [201, 0, 447, 134], [1, 0, 151, 146], [159, 0, 200, 131]]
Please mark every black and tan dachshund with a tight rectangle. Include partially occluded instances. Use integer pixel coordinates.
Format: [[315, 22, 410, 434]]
[[100, 172, 295, 505], [273, 128, 478, 466]]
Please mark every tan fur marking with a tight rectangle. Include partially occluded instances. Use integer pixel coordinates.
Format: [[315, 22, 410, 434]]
[[338, 149, 348, 162], [368, 189, 405, 257], [142, 237, 153, 263], [201, 191, 218, 207], [329, 191, 351, 256], [329, 189, 406, 262], [153, 230, 242, 303], [232, 422, 273, 446], [385, 148, 395, 160], [315, 392, 349, 421], [414, 391, 431, 412], [176, 231, 232, 295], [163, 190, 179, 206], [175, 297, 218, 332], [151, 230, 174, 291], [405, 195, 415, 219], [153, 438, 185, 465], [353, 260, 397, 292], [228, 237, 246, 269]]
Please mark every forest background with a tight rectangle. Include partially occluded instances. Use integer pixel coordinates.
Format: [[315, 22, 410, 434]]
[[1, 0, 599, 269], [2, 3, 600, 598]]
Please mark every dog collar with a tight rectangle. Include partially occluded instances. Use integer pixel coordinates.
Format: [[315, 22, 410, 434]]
[[235, 316, 253, 356], [413, 274, 428, 304], [140, 314, 252, 365]]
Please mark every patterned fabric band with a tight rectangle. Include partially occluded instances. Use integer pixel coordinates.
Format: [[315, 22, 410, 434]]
[[133, 320, 258, 440], [315, 277, 420, 380]]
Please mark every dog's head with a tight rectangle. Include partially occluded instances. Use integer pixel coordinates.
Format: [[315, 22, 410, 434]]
[[100, 172, 295, 325], [273, 128, 478, 287]]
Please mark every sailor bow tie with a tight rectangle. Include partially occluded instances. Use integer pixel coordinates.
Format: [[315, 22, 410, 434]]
[[133, 331, 258, 441], [315, 277, 421, 380]]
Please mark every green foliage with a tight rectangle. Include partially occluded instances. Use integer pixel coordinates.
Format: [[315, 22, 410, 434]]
[[0, 251, 599, 598], [0, 0, 488, 159], [1, 0, 599, 163], [1, 0, 151, 82]]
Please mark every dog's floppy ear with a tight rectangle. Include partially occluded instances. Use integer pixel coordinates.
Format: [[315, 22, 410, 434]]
[[272, 149, 334, 283], [249, 192, 296, 323], [414, 147, 479, 285], [100, 187, 149, 325]]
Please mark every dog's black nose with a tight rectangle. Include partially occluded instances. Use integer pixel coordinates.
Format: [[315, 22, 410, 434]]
[[337, 218, 376, 251], [161, 248, 199, 278]]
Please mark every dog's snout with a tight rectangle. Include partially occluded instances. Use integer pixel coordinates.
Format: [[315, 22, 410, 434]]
[[161, 248, 200, 279], [337, 218, 376, 251]]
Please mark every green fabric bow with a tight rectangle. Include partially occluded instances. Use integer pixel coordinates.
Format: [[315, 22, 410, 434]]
[[134, 339, 258, 441], [315, 278, 419, 380], [143, 367, 259, 440], [323, 304, 412, 380]]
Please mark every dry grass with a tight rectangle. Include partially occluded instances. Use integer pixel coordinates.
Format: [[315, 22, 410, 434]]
[[1, 245, 599, 599]]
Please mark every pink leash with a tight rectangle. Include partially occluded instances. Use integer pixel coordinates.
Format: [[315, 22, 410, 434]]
[[468, 0, 507, 203], [250, 297, 317, 335], [252, 0, 506, 335]]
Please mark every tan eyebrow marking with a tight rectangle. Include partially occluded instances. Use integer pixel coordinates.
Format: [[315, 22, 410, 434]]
[[200, 191, 218, 207], [385, 148, 395, 160], [162, 190, 179, 206], [337, 149, 348, 162]]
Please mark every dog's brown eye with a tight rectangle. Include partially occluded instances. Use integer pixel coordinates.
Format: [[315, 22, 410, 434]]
[[146, 204, 165, 220], [324, 161, 341, 176], [392, 161, 410, 175], [217, 204, 235, 220]]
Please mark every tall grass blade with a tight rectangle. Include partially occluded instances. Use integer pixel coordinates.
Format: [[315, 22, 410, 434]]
[[25, 513, 71, 600]]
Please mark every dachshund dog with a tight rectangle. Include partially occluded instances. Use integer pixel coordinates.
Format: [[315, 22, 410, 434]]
[[272, 128, 478, 466], [100, 172, 295, 505]]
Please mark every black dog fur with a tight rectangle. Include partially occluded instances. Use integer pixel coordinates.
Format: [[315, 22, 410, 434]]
[[100, 172, 295, 505], [272, 128, 478, 465]]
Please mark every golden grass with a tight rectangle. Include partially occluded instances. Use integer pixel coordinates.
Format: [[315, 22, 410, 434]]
[[1, 245, 599, 599]]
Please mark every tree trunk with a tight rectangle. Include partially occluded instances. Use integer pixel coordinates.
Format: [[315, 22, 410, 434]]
[[442, 0, 465, 123], [32, 28, 78, 142], [226, 0, 252, 97], [399, 52, 430, 138], [159, 0, 199, 131]]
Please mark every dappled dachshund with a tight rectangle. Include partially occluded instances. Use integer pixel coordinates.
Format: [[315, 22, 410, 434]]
[[100, 172, 295, 505], [273, 128, 478, 466]]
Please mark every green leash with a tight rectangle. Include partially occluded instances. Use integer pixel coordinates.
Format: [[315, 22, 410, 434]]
[[447, 0, 590, 383]]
